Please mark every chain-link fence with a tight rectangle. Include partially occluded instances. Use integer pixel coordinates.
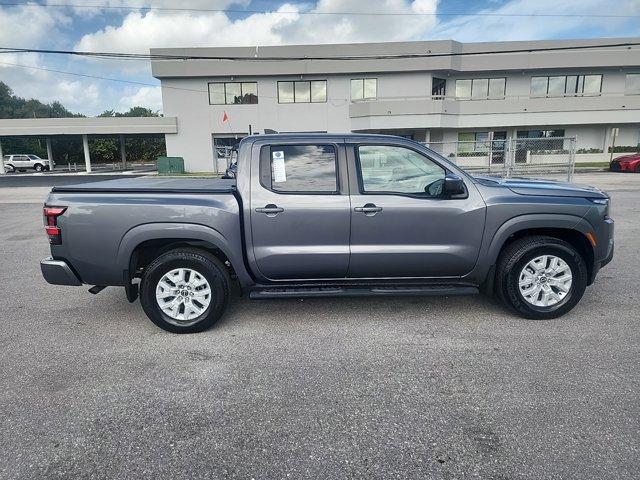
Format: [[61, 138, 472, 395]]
[[424, 137, 577, 182], [212, 137, 577, 181]]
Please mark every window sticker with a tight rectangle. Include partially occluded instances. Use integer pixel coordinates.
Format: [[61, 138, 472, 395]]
[[272, 150, 286, 182]]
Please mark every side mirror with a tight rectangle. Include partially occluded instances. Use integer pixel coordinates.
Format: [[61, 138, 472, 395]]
[[443, 174, 466, 196]]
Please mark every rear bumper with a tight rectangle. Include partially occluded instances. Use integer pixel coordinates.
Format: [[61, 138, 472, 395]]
[[41, 257, 82, 286]]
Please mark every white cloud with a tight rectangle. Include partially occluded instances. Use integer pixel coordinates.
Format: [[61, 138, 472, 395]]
[[0, 52, 103, 113], [118, 86, 162, 111], [45, 0, 249, 18], [74, 5, 300, 53], [0, 4, 70, 47], [432, 0, 640, 42], [74, 0, 438, 54], [280, 0, 438, 44]]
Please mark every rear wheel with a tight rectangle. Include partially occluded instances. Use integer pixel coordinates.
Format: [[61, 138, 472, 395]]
[[635, 164, 640, 173], [496, 236, 588, 319], [139, 248, 230, 333], [5, 164, 15, 173]]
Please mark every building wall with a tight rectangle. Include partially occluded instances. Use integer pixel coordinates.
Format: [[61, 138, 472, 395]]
[[159, 47, 640, 172]]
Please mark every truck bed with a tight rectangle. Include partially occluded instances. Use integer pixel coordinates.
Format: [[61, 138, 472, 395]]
[[51, 177, 236, 194]]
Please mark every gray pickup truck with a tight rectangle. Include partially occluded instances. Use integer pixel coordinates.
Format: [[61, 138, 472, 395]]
[[41, 134, 614, 333]]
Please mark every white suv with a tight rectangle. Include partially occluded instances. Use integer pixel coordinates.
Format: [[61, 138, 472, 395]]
[[3, 154, 53, 173]]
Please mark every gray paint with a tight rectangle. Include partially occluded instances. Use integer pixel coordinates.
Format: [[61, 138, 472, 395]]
[[41, 134, 613, 297]]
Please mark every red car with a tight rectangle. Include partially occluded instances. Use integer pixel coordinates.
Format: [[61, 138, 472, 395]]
[[610, 153, 640, 172]]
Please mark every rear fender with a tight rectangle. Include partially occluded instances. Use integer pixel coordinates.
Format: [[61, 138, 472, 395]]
[[116, 222, 253, 287]]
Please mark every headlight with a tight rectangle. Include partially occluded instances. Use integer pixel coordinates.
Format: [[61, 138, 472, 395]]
[[589, 197, 610, 217]]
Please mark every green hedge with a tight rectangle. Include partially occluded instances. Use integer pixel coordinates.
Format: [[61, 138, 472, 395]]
[[608, 145, 640, 153]]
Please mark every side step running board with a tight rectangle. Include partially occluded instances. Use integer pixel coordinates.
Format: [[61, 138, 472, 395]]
[[249, 285, 478, 299]]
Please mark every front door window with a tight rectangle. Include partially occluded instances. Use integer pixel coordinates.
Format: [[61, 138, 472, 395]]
[[357, 145, 446, 197]]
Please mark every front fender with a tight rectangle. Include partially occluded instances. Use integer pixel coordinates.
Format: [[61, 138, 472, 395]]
[[486, 214, 593, 266], [116, 222, 253, 287]]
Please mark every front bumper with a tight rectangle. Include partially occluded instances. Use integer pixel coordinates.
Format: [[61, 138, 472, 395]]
[[41, 257, 82, 286], [589, 217, 614, 284]]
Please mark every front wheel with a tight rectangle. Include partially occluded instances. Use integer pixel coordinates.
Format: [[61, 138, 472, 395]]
[[140, 248, 230, 333], [34, 163, 43, 172], [496, 236, 588, 319]]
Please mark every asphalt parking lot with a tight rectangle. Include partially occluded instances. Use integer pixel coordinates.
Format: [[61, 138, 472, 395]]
[[0, 172, 638, 479]]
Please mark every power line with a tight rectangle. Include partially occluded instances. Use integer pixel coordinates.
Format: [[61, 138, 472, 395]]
[[1, 2, 640, 18], [0, 59, 348, 102], [1, 58, 637, 105], [2, 41, 640, 62]]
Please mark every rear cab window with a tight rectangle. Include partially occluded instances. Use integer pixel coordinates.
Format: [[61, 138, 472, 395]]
[[260, 144, 338, 194]]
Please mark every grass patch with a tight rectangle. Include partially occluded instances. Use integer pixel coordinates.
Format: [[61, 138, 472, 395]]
[[574, 162, 610, 169]]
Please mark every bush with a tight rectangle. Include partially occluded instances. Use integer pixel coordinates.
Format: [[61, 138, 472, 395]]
[[608, 145, 640, 153], [455, 151, 489, 157], [576, 148, 604, 154], [527, 149, 570, 155]]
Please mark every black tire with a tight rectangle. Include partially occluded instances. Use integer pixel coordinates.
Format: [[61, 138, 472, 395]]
[[635, 164, 640, 173], [5, 164, 15, 173], [139, 248, 230, 333], [496, 235, 588, 320], [34, 163, 43, 172]]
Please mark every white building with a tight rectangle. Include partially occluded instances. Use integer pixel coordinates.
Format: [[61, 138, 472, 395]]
[[151, 38, 640, 172]]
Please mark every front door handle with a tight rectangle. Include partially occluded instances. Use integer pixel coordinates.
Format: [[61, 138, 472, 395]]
[[255, 204, 284, 217], [354, 203, 382, 216]]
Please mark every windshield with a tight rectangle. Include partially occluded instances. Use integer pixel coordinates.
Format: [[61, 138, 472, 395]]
[[28, 155, 41, 160]]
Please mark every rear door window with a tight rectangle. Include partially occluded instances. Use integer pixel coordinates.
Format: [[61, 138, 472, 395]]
[[262, 144, 338, 193]]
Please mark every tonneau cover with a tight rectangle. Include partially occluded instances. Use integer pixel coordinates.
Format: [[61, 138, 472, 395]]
[[51, 177, 236, 194]]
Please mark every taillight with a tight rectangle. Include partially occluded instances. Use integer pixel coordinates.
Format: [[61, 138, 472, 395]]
[[43, 206, 66, 245]]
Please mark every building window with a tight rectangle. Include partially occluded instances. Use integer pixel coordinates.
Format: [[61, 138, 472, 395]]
[[208, 82, 258, 105], [432, 77, 446, 97], [278, 80, 327, 103], [517, 129, 566, 150], [455, 79, 472, 98], [517, 129, 566, 138], [264, 144, 337, 193], [457, 132, 505, 152], [455, 78, 505, 99], [488, 78, 506, 98], [530, 75, 602, 97], [350, 78, 377, 101], [626, 74, 640, 94]]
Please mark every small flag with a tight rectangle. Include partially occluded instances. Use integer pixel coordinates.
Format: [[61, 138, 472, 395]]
[[222, 111, 229, 123]]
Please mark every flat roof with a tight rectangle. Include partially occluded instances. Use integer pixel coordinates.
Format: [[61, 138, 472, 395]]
[[151, 37, 640, 78], [0, 117, 178, 136]]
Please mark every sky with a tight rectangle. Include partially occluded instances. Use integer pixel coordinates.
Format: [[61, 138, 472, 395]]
[[0, 0, 639, 116]]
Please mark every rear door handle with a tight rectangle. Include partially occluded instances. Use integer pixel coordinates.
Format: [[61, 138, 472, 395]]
[[354, 203, 382, 216], [255, 204, 284, 216]]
